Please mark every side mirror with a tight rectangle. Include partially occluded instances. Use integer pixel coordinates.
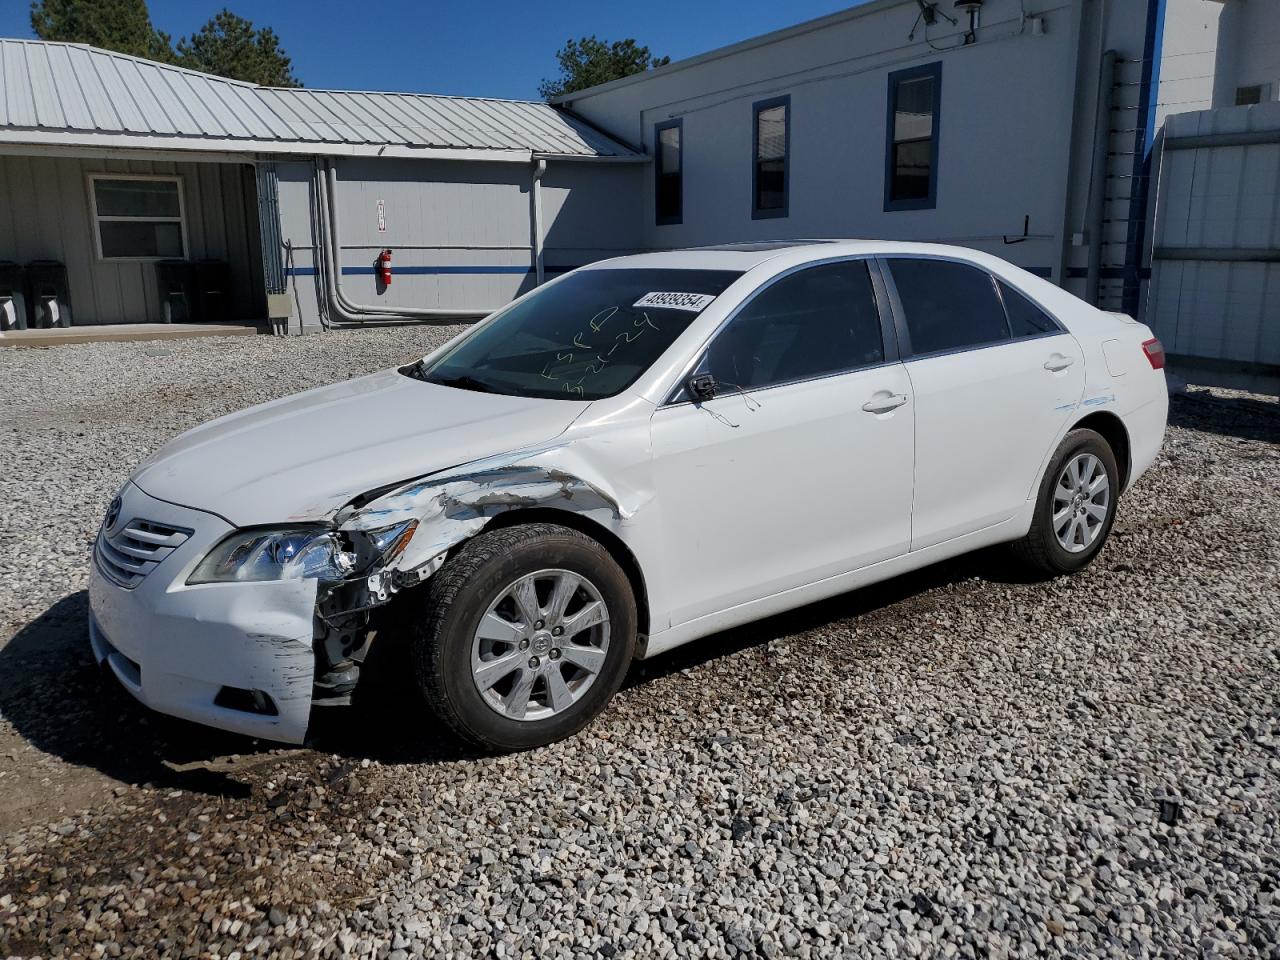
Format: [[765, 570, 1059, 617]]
[[687, 373, 718, 402]]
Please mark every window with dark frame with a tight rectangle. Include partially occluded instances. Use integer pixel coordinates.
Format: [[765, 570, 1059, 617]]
[[654, 119, 683, 225], [752, 95, 789, 219], [884, 63, 941, 211]]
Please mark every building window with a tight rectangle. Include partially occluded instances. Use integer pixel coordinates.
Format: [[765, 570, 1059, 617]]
[[752, 95, 789, 219], [655, 118, 683, 225], [1235, 84, 1270, 106], [90, 175, 186, 260], [884, 62, 941, 211]]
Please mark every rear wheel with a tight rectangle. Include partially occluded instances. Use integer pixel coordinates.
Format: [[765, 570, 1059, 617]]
[[1012, 428, 1119, 576], [410, 523, 637, 751]]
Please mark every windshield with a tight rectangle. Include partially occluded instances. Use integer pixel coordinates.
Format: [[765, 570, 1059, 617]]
[[411, 268, 742, 400]]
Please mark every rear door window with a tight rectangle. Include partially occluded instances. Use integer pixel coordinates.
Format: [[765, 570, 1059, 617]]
[[887, 258, 1010, 356], [703, 259, 884, 390], [999, 280, 1060, 337]]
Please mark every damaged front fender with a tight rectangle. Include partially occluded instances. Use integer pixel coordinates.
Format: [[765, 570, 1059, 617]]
[[339, 442, 644, 586]]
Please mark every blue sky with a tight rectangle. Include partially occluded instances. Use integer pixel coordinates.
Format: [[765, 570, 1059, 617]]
[[0, 1, 864, 99]]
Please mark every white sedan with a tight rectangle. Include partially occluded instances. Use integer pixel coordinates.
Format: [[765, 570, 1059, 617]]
[[89, 241, 1168, 750]]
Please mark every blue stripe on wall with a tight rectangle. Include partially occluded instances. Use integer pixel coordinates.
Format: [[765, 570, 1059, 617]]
[[287, 265, 581, 277]]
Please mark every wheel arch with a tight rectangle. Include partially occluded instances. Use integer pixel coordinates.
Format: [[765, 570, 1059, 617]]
[[1070, 410, 1132, 490], [479, 508, 651, 642]]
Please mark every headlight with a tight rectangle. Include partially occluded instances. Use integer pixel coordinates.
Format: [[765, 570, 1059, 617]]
[[188, 520, 416, 584]]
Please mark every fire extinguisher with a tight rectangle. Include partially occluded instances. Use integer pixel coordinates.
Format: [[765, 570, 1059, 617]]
[[377, 249, 392, 287]]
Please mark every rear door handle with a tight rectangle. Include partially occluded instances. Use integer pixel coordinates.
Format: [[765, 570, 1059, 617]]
[[862, 392, 909, 414], [1044, 354, 1076, 372]]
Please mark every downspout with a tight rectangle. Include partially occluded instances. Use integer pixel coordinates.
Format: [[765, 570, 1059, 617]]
[[1056, 0, 1096, 293], [1087, 50, 1118, 307], [318, 159, 490, 324], [532, 157, 546, 286]]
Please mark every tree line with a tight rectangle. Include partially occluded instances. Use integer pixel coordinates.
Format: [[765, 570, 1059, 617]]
[[29, 0, 670, 98], [30, 0, 300, 87]]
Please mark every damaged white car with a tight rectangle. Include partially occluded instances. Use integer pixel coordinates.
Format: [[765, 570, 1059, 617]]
[[90, 241, 1168, 750]]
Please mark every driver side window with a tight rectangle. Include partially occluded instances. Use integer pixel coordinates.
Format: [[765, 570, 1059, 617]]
[[703, 259, 884, 390]]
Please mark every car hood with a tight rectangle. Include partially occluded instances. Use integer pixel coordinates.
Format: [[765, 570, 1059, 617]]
[[131, 368, 591, 528]]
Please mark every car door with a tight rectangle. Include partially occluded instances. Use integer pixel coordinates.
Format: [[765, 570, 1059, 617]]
[[881, 257, 1086, 550], [648, 258, 915, 630]]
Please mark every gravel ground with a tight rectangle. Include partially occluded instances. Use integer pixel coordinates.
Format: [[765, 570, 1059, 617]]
[[1, 328, 1278, 959]]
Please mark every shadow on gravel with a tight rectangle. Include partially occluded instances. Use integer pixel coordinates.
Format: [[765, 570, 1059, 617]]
[[1170, 391, 1280, 443], [623, 545, 1032, 690], [0, 591, 279, 799], [3, 547, 1031, 780]]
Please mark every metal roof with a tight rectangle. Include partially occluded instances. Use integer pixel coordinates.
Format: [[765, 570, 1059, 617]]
[[0, 39, 640, 160]]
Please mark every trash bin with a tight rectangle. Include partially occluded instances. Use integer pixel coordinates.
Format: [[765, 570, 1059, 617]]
[[25, 260, 72, 328], [155, 259, 196, 323], [194, 259, 230, 322], [0, 261, 27, 331]]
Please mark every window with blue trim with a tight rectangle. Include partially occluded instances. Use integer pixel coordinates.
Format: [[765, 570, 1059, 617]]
[[655, 119, 683, 225], [752, 95, 789, 219], [885, 63, 941, 211]]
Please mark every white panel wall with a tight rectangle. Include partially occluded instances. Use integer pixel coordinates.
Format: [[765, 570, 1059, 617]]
[[274, 156, 643, 329], [1156, 0, 1222, 129], [562, 0, 1163, 294], [1149, 104, 1280, 366], [1212, 0, 1280, 107]]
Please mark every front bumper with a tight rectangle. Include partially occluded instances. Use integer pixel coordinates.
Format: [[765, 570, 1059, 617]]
[[88, 482, 318, 744]]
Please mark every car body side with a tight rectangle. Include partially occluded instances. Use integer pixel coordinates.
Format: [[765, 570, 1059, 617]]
[[89, 241, 1167, 744]]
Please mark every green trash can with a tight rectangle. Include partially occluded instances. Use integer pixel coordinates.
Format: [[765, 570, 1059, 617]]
[[0, 261, 27, 331], [155, 259, 196, 323], [25, 260, 72, 328]]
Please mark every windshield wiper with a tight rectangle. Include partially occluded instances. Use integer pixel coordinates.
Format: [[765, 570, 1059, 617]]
[[431, 373, 500, 395]]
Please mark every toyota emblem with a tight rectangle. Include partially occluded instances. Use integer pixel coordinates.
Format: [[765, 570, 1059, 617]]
[[104, 495, 122, 531]]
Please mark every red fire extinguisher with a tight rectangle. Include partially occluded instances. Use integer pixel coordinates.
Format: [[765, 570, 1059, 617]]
[[377, 249, 392, 287]]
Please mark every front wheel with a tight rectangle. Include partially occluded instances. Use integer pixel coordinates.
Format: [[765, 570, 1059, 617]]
[[410, 523, 637, 752], [1012, 428, 1120, 576]]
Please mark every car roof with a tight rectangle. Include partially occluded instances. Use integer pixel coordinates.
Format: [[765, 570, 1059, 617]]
[[581, 240, 1002, 273]]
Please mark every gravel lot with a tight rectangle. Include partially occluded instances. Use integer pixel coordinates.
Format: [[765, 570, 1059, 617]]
[[1, 328, 1278, 959]]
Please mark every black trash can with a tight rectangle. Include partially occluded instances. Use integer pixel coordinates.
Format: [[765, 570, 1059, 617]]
[[0, 260, 27, 331], [155, 259, 196, 323], [194, 259, 230, 322], [25, 260, 72, 328]]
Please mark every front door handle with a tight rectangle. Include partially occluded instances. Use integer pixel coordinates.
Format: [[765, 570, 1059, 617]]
[[862, 392, 909, 414], [1044, 354, 1076, 372]]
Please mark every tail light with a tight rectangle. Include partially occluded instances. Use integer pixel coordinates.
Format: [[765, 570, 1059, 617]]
[[1141, 337, 1165, 370]]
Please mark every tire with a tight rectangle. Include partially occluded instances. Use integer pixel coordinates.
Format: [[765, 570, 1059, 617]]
[[410, 523, 637, 752], [1012, 428, 1120, 577]]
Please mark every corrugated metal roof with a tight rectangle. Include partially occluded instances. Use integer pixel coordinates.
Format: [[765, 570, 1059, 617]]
[[0, 39, 639, 159]]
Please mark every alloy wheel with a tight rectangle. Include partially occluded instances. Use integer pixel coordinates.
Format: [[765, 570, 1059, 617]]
[[470, 568, 611, 721], [1053, 452, 1110, 553]]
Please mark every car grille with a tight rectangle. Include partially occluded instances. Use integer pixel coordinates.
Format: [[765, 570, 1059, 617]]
[[95, 518, 192, 589]]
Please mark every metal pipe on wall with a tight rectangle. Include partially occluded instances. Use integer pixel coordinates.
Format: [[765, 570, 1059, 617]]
[[1086, 50, 1118, 308], [532, 157, 546, 287], [317, 159, 491, 324]]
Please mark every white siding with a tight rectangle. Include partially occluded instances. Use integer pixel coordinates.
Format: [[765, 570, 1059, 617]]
[[1149, 103, 1280, 366]]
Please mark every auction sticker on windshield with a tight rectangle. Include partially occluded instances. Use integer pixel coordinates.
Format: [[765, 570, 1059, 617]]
[[633, 291, 717, 312]]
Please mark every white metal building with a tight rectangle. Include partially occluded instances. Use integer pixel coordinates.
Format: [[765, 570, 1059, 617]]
[[0, 38, 644, 330]]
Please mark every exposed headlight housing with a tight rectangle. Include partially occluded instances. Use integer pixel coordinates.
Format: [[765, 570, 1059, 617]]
[[188, 520, 417, 584]]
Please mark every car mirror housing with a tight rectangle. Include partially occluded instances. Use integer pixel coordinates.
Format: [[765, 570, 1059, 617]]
[[687, 373, 718, 402]]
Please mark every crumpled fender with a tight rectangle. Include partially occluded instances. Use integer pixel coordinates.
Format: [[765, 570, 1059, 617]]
[[337, 441, 650, 580]]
